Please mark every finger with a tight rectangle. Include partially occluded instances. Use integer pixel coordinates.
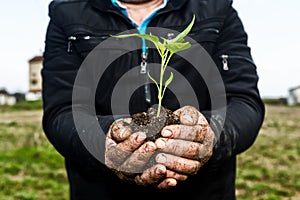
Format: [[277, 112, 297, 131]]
[[119, 141, 157, 174], [110, 118, 132, 142], [174, 106, 209, 126], [198, 127, 214, 164], [105, 137, 116, 169], [203, 126, 215, 149], [135, 164, 166, 186], [105, 144, 131, 169], [157, 178, 177, 189], [161, 124, 207, 142], [173, 105, 200, 126], [114, 170, 135, 182], [135, 166, 188, 186], [104, 132, 146, 169], [156, 138, 204, 160], [117, 131, 146, 152], [105, 134, 117, 149], [105, 131, 145, 170], [196, 112, 210, 126], [166, 170, 188, 181], [156, 153, 201, 175]]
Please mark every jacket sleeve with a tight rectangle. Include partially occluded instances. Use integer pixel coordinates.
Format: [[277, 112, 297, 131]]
[[41, 2, 114, 171], [204, 3, 265, 163]]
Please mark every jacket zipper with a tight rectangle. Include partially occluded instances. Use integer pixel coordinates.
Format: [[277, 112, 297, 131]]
[[220, 54, 255, 71], [220, 54, 229, 71], [67, 35, 109, 53], [140, 52, 148, 74], [67, 36, 76, 53]]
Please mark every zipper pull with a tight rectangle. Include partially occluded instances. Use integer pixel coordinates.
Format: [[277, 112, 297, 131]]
[[221, 54, 229, 71], [167, 32, 175, 40], [140, 52, 148, 74], [67, 36, 76, 53]]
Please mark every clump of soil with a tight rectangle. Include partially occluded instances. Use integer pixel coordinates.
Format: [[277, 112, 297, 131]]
[[130, 106, 180, 141]]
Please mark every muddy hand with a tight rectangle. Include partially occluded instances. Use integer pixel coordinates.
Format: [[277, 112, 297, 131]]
[[155, 105, 215, 177], [135, 106, 214, 189], [105, 118, 157, 181], [135, 163, 188, 189]]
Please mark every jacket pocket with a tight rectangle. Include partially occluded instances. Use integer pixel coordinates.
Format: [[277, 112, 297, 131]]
[[189, 18, 223, 43], [190, 27, 220, 44], [189, 18, 224, 54], [67, 34, 110, 58]]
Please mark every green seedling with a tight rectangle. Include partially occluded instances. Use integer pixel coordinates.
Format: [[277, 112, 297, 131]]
[[113, 15, 195, 117]]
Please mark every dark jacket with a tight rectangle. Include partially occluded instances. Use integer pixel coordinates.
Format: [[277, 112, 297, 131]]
[[42, 0, 265, 199]]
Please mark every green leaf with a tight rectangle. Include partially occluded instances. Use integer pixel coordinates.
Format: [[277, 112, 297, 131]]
[[147, 71, 159, 91], [111, 33, 139, 38], [159, 39, 167, 54], [112, 33, 165, 55], [112, 33, 161, 46], [166, 42, 191, 53], [164, 72, 174, 88], [162, 72, 174, 98], [167, 14, 195, 44]]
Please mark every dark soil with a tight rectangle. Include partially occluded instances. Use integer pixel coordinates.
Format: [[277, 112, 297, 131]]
[[128, 106, 180, 170], [130, 106, 180, 141]]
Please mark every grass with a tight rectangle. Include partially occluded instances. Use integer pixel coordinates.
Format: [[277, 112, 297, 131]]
[[0, 100, 43, 113], [0, 104, 299, 199], [0, 109, 69, 200], [236, 105, 300, 199]]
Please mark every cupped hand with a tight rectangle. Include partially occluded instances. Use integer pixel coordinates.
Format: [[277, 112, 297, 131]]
[[105, 118, 157, 181], [105, 117, 189, 189], [140, 105, 215, 187]]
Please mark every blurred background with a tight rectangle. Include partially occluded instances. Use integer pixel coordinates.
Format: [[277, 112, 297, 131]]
[[0, 0, 299, 199]]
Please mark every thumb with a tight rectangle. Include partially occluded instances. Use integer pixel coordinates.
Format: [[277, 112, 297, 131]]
[[174, 105, 199, 126]]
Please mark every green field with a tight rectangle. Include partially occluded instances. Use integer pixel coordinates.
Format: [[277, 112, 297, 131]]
[[236, 105, 300, 200], [0, 104, 299, 199]]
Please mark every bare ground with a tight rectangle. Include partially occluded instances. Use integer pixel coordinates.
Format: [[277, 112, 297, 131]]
[[0, 110, 43, 124]]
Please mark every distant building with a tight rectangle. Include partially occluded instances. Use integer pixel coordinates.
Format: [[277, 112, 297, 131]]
[[26, 56, 43, 101], [0, 89, 25, 106], [287, 85, 300, 106], [0, 89, 15, 105]]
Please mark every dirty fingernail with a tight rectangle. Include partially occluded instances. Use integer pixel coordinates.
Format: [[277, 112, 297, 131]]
[[162, 129, 172, 137], [155, 165, 166, 174], [182, 114, 194, 124], [144, 142, 156, 152], [167, 179, 177, 186], [120, 127, 129, 138], [156, 139, 166, 149], [156, 154, 167, 164], [136, 133, 146, 143]]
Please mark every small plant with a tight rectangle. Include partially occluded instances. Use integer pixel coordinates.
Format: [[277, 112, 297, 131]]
[[113, 15, 195, 117]]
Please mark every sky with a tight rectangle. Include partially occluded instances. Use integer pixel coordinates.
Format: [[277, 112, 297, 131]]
[[0, 0, 299, 98]]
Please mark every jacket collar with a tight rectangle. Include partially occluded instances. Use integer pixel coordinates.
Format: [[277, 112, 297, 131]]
[[90, 0, 188, 14]]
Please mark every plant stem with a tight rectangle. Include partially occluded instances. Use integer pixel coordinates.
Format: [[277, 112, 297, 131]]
[[161, 51, 173, 97], [156, 51, 166, 117], [156, 50, 174, 117]]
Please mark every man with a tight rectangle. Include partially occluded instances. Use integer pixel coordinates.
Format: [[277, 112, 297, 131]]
[[42, 0, 265, 199]]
